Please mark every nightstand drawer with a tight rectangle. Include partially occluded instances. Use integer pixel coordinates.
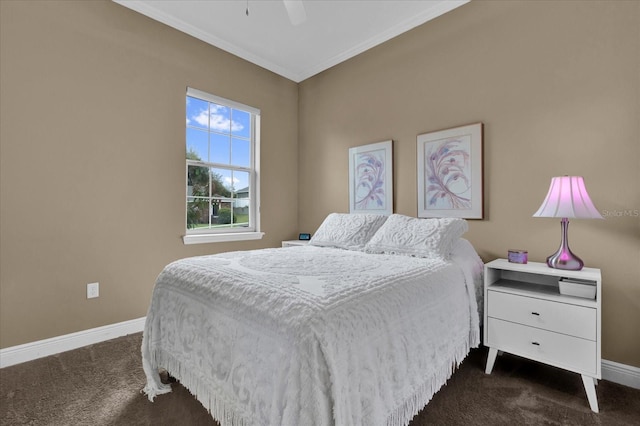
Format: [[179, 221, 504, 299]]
[[488, 290, 596, 340], [487, 318, 597, 375]]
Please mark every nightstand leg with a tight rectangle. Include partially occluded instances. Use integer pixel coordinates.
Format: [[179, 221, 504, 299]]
[[581, 375, 599, 413], [485, 347, 498, 374]]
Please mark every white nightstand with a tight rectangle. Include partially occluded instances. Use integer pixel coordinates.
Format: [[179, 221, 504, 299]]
[[483, 259, 602, 413], [281, 240, 310, 247]]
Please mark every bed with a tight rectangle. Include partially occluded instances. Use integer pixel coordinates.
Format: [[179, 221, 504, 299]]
[[142, 213, 484, 426]]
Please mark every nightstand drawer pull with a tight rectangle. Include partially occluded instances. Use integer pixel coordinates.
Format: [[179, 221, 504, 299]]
[[531, 312, 540, 316], [531, 342, 540, 346]]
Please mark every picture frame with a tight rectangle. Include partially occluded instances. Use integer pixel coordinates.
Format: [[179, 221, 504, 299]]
[[417, 123, 483, 219], [348, 140, 393, 216]]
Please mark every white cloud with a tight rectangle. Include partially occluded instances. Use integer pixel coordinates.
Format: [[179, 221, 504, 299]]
[[191, 106, 244, 133], [224, 176, 240, 187]]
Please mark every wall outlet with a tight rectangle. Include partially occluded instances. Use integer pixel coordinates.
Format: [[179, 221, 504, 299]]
[[87, 282, 99, 299]]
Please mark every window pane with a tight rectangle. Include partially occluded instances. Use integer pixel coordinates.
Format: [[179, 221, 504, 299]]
[[211, 168, 232, 197], [186, 128, 208, 161], [232, 171, 250, 197], [231, 109, 250, 138], [186, 97, 209, 130], [231, 138, 250, 167], [187, 164, 210, 230], [232, 170, 250, 228], [214, 199, 233, 227], [210, 133, 230, 165], [187, 197, 211, 229], [209, 103, 231, 133], [232, 198, 249, 227], [187, 165, 210, 197]]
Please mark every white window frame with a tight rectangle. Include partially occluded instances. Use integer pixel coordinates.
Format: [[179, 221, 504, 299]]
[[183, 87, 263, 244]]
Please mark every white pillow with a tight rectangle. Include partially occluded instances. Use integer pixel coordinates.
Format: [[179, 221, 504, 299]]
[[309, 213, 388, 251], [365, 214, 468, 259]]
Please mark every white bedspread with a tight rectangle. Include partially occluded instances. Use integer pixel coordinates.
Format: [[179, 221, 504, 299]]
[[142, 245, 481, 426]]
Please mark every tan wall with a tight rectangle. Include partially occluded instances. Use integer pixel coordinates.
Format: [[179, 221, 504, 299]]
[[299, 1, 640, 367], [1, 0, 638, 369], [0, 1, 298, 348]]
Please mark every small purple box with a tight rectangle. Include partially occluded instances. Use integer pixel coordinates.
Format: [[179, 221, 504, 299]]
[[508, 249, 528, 264]]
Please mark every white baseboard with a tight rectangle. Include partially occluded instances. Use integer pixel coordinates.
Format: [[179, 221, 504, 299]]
[[0, 317, 146, 368], [2, 318, 639, 391], [602, 359, 640, 390]]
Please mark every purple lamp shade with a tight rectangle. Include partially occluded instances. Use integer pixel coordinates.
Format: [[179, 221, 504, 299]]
[[533, 176, 603, 219], [533, 176, 603, 270]]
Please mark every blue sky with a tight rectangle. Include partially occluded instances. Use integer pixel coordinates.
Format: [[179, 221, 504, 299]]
[[186, 96, 251, 192]]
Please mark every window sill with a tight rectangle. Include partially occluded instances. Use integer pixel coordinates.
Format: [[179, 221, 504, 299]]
[[182, 232, 265, 245]]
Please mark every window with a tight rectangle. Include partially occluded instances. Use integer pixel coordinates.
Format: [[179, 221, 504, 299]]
[[183, 87, 262, 244]]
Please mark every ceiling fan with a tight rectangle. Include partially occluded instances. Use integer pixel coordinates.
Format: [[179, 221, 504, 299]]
[[246, 0, 307, 26]]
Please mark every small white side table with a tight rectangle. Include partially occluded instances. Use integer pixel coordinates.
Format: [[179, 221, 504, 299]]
[[483, 259, 602, 413]]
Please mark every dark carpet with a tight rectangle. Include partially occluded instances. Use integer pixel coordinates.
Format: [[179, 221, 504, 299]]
[[1, 332, 638, 425]]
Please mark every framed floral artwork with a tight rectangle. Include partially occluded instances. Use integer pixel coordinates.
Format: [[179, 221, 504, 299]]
[[417, 123, 484, 219], [348, 140, 393, 215]]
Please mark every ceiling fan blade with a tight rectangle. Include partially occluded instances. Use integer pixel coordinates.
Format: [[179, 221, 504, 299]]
[[283, 0, 307, 26]]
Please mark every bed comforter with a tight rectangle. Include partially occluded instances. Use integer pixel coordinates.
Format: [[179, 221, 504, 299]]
[[142, 244, 482, 426]]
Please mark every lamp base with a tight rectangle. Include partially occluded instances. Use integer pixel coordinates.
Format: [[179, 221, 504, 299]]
[[546, 250, 584, 271], [547, 218, 584, 271]]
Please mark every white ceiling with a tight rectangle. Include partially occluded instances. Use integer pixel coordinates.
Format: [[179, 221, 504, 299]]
[[113, 0, 469, 83]]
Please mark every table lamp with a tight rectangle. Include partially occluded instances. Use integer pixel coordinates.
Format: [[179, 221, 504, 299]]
[[533, 176, 603, 270]]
